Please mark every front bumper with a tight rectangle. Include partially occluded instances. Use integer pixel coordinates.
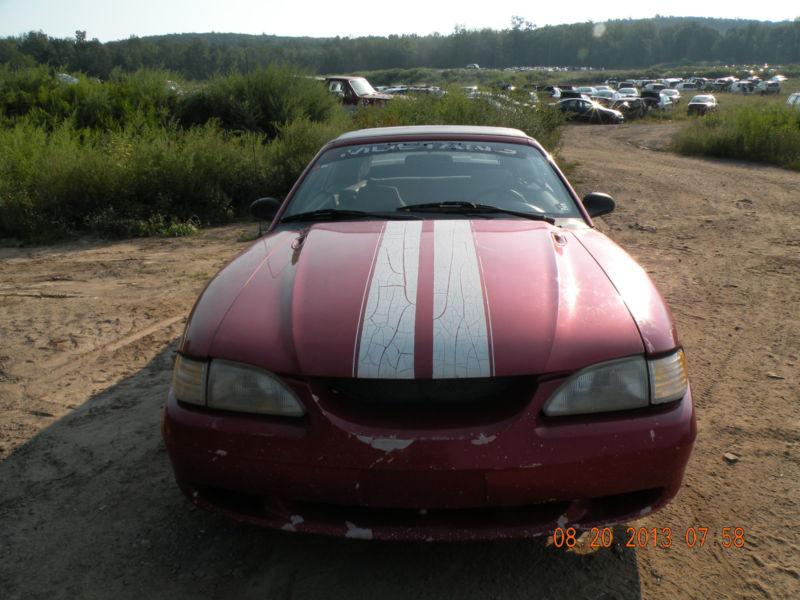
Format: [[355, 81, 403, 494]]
[[162, 378, 696, 541]]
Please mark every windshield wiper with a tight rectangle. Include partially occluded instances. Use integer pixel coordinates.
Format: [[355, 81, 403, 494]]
[[398, 201, 556, 224], [281, 208, 421, 223]]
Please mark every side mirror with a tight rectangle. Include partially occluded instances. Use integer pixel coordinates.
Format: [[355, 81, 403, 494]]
[[582, 192, 615, 218], [250, 197, 281, 222]]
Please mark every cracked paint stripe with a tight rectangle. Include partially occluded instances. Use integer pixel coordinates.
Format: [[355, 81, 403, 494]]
[[414, 220, 435, 379], [356, 221, 423, 378], [432, 220, 491, 378]]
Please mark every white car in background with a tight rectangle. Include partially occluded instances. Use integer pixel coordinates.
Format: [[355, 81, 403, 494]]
[[675, 82, 699, 92], [617, 87, 639, 97], [730, 81, 755, 94], [592, 89, 619, 101], [660, 89, 681, 104], [756, 81, 780, 95]]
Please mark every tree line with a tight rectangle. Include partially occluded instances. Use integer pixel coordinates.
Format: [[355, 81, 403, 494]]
[[1, 16, 798, 80]]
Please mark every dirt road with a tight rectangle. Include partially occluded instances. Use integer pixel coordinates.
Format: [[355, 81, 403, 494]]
[[1, 124, 798, 599]]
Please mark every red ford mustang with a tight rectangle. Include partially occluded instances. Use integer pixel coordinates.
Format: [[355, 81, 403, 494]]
[[163, 125, 696, 541]]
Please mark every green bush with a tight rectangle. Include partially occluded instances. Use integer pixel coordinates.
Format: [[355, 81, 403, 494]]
[[177, 65, 339, 137], [0, 119, 271, 239], [0, 67, 565, 242], [352, 89, 563, 151], [0, 65, 181, 130], [262, 115, 348, 197], [672, 102, 800, 170]]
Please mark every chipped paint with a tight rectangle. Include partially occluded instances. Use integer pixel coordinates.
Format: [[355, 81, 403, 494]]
[[650, 429, 656, 442], [557, 514, 568, 529], [639, 506, 652, 516], [356, 435, 414, 452], [345, 521, 373, 540], [522, 463, 543, 468], [281, 514, 305, 532], [471, 433, 497, 446], [214, 449, 228, 457]]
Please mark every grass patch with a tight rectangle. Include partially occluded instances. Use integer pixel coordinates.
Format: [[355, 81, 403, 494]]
[[671, 99, 800, 170]]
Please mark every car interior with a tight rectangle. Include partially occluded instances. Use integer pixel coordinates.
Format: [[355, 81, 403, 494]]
[[288, 149, 577, 217]]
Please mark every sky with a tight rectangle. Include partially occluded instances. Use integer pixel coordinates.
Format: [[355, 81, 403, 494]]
[[0, 0, 796, 42]]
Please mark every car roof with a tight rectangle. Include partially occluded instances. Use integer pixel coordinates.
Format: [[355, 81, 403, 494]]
[[333, 125, 530, 142]]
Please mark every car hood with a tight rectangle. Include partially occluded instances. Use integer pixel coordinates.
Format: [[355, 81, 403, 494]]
[[362, 92, 393, 101], [182, 220, 672, 379]]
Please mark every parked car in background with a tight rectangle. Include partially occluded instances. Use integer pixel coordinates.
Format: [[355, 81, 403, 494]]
[[675, 82, 699, 92], [787, 92, 800, 109], [617, 87, 639, 98], [687, 95, 717, 116], [612, 98, 647, 119], [711, 77, 736, 91], [756, 81, 780, 95], [592, 89, 619, 106], [643, 83, 666, 92], [660, 89, 681, 104], [325, 76, 392, 107], [730, 81, 755, 94], [465, 63, 480, 69], [557, 98, 624, 123], [163, 124, 695, 540], [574, 86, 597, 95], [640, 90, 659, 106], [558, 90, 590, 100]]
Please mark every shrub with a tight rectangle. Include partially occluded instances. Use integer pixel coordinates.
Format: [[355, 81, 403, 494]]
[[177, 65, 339, 137], [262, 115, 348, 196], [672, 102, 800, 170], [352, 89, 563, 152], [0, 68, 566, 242], [0, 65, 182, 130], [0, 119, 272, 239]]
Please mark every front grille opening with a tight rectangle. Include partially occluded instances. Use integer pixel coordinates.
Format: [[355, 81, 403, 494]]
[[312, 377, 537, 428]]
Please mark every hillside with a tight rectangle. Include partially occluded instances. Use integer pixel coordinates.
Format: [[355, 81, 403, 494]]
[[1, 17, 798, 78]]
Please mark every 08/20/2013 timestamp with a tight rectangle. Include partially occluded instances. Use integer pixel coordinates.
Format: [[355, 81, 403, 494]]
[[552, 527, 746, 550]]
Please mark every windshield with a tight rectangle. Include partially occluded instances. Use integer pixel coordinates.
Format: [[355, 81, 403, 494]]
[[283, 141, 580, 220], [691, 96, 713, 103], [350, 78, 377, 96]]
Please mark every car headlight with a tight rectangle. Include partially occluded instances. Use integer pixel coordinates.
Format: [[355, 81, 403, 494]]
[[172, 355, 305, 417], [543, 350, 688, 417]]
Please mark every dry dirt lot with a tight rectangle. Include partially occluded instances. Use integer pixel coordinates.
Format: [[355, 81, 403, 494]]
[[1, 123, 798, 599]]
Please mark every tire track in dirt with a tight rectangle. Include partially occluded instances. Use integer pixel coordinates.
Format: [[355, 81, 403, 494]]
[[560, 123, 799, 599]]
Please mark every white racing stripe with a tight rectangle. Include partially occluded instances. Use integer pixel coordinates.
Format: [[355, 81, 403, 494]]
[[356, 221, 422, 378], [432, 220, 491, 378]]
